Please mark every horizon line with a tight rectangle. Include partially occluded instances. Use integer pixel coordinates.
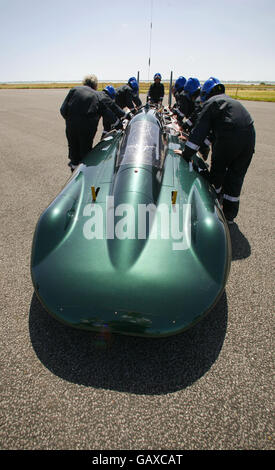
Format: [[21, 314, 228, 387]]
[[1, 79, 275, 84]]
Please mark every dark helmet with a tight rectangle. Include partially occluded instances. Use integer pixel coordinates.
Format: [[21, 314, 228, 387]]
[[200, 77, 225, 102], [104, 85, 116, 100], [154, 73, 162, 80], [174, 76, 186, 92], [128, 77, 139, 91], [184, 77, 201, 99]]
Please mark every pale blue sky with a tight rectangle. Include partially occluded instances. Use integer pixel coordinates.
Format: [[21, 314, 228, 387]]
[[1, 0, 275, 82]]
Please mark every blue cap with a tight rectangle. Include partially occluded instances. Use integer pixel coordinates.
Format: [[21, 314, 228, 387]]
[[128, 77, 139, 91], [200, 77, 225, 102], [184, 77, 201, 98], [174, 76, 186, 91], [104, 85, 116, 100], [154, 73, 162, 80]]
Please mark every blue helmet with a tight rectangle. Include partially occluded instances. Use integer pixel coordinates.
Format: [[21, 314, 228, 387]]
[[128, 77, 139, 91], [174, 76, 186, 92], [104, 85, 116, 100], [200, 77, 225, 102], [184, 78, 201, 98], [154, 73, 162, 80]]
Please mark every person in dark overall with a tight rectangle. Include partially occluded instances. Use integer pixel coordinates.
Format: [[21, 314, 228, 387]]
[[173, 77, 201, 123], [172, 77, 211, 160], [175, 77, 256, 223], [147, 73, 165, 105], [97, 85, 126, 138], [115, 77, 142, 113], [101, 77, 142, 136], [60, 75, 118, 171], [171, 76, 186, 116]]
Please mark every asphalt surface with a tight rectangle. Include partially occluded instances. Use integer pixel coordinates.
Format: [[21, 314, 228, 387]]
[[0, 89, 274, 450]]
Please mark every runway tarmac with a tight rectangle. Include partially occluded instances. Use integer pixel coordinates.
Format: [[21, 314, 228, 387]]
[[0, 89, 274, 450]]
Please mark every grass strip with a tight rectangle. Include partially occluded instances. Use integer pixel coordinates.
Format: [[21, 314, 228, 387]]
[[1, 82, 274, 102]]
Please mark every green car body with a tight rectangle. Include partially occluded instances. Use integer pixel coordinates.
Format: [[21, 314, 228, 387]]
[[31, 107, 231, 337]]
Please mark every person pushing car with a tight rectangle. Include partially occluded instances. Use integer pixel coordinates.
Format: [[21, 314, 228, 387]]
[[60, 74, 120, 172], [174, 77, 256, 224]]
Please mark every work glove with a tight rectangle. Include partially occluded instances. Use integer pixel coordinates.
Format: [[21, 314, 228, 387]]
[[198, 168, 209, 180], [193, 163, 209, 179], [101, 130, 108, 139], [114, 119, 123, 130], [199, 146, 210, 161], [181, 145, 196, 163], [111, 119, 123, 131], [68, 161, 78, 173], [125, 112, 134, 121], [181, 120, 192, 132]]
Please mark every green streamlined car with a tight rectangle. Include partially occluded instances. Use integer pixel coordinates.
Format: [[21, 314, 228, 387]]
[[31, 106, 231, 337]]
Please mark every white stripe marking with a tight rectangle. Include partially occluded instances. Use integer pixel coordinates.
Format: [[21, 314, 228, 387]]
[[223, 194, 240, 202], [186, 141, 199, 151]]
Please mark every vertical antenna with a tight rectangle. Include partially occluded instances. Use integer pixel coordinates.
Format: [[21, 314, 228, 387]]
[[168, 71, 173, 107], [148, 0, 153, 81], [137, 70, 140, 97]]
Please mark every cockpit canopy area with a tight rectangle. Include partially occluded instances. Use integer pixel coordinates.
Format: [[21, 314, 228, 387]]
[[117, 112, 164, 168]]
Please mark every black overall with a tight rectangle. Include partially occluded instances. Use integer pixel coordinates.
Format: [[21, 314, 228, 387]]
[[183, 94, 256, 220]]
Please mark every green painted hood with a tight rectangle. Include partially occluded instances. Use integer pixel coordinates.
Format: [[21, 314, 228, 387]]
[[31, 108, 231, 337]]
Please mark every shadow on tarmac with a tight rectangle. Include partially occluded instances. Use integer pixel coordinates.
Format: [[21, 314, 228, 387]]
[[29, 290, 228, 395], [29, 223, 250, 394]]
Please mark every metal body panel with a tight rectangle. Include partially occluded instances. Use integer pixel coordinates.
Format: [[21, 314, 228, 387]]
[[31, 107, 231, 337]]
